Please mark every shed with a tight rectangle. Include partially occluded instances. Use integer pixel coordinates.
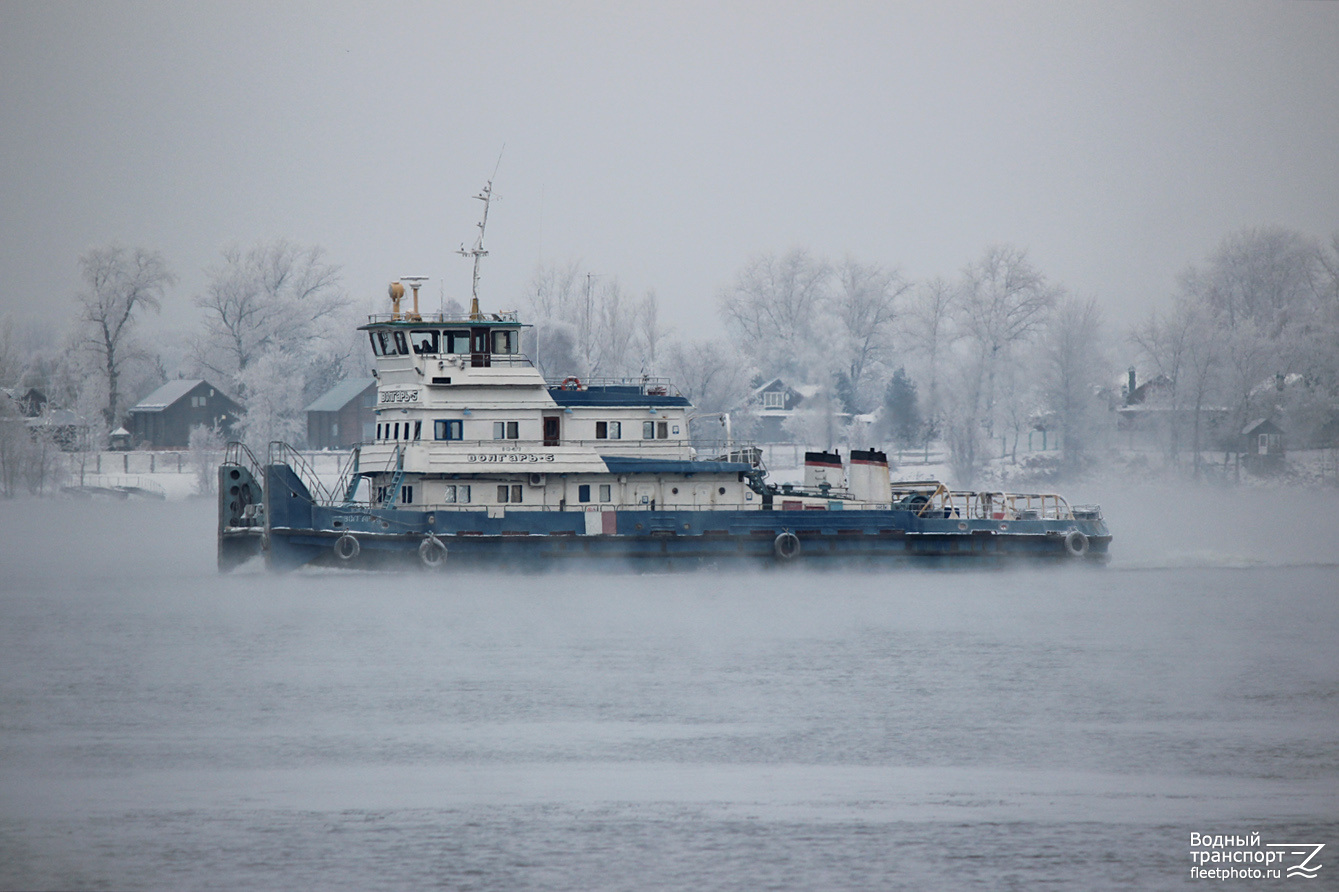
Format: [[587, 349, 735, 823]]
[[306, 378, 376, 450], [127, 379, 241, 448], [1242, 418, 1285, 473]]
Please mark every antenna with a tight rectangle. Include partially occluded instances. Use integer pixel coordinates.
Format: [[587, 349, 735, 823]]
[[458, 148, 505, 321]]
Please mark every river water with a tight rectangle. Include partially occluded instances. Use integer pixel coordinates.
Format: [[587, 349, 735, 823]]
[[1, 485, 1336, 890]]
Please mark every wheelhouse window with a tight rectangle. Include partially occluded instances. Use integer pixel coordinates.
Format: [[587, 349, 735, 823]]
[[444, 330, 470, 354], [497, 484, 523, 503], [491, 330, 517, 354], [595, 421, 621, 440], [493, 421, 519, 440], [443, 484, 471, 503], [370, 330, 407, 356], [435, 419, 463, 441], [410, 330, 438, 354]]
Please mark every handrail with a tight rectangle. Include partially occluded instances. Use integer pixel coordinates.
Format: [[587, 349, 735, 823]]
[[366, 310, 522, 324], [223, 441, 263, 480], [544, 375, 680, 395], [357, 436, 760, 455], [268, 441, 334, 504]]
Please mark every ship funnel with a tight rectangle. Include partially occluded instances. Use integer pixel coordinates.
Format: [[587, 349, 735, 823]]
[[848, 449, 890, 504], [804, 450, 843, 492]]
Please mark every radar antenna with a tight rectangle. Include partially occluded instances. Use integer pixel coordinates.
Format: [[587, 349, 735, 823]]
[[458, 149, 504, 320]]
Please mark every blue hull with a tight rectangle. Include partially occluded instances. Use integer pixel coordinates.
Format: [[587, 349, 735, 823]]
[[220, 463, 1112, 571]]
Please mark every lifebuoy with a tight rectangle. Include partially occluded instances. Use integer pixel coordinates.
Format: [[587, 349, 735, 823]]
[[334, 533, 360, 561], [419, 535, 447, 569], [562, 376, 581, 390], [1064, 529, 1089, 558], [774, 531, 801, 560]]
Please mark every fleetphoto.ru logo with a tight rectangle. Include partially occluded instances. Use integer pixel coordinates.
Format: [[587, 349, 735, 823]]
[[1190, 832, 1324, 880]]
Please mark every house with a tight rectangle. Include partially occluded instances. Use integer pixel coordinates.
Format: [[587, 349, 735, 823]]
[[0, 387, 48, 417], [1241, 418, 1285, 473], [751, 377, 813, 442], [305, 378, 376, 450], [1114, 366, 1232, 450], [127, 379, 241, 448]]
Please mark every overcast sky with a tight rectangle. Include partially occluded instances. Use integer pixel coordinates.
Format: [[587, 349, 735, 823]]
[[2, 1, 1336, 353]]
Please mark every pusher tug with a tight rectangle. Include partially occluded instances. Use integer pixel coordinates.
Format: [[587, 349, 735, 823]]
[[217, 184, 1111, 571]]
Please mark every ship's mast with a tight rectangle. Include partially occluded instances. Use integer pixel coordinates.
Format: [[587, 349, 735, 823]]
[[458, 176, 497, 321]]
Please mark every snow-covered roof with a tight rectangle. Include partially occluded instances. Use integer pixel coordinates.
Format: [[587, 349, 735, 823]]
[[130, 379, 208, 412], [305, 378, 375, 413], [1242, 418, 1282, 436]]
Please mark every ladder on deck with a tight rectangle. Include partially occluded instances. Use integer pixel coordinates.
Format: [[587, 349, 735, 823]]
[[382, 446, 405, 508], [339, 446, 361, 505]]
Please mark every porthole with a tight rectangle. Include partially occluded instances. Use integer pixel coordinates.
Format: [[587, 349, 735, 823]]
[[957, 521, 968, 531], [719, 487, 726, 495], [671, 487, 679, 495]]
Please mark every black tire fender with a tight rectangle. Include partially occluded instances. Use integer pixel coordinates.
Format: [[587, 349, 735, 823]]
[[334, 533, 360, 561], [1064, 529, 1089, 558], [419, 535, 447, 569]]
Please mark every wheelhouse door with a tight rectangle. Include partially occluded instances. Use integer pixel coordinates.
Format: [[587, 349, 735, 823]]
[[470, 328, 491, 367]]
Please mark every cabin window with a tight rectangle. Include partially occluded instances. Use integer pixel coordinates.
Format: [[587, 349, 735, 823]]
[[491, 330, 517, 354], [410, 330, 438, 354], [393, 422, 400, 440], [599, 484, 612, 502], [643, 421, 669, 439], [493, 421, 519, 440], [497, 484, 523, 503], [401, 485, 413, 504], [763, 391, 785, 409], [444, 330, 470, 354], [595, 421, 621, 440], [413, 421, 422, 440], [578, 484, 591, 503], [435, 419, 463, 441], [443, 484, 470, 503]]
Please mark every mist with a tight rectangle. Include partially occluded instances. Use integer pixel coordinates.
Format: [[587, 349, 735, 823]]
[[2, 486, 1336, 888]]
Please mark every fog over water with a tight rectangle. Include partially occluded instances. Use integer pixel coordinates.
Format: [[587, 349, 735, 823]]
[[1, 487, 1337, 889]]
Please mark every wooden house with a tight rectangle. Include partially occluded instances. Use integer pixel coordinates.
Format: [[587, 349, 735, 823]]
[[305, 378, 376, 450], [127, 379, 241, 448]]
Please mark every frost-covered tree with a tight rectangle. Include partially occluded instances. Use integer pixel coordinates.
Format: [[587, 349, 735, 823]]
[[897, 277, 957, 438], [192, 239, 353, 450], [955, 245, 1061, 441], [719, 248, 833, 381], [831, 256, 909, 412], [1040, 296, 1109, 472], [521, 262, 658, 380], [76, 246, 175, 428], [192, 239, 347, 391]]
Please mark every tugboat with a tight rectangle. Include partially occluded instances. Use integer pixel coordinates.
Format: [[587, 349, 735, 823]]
[[217, 184, 1111, 571]]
